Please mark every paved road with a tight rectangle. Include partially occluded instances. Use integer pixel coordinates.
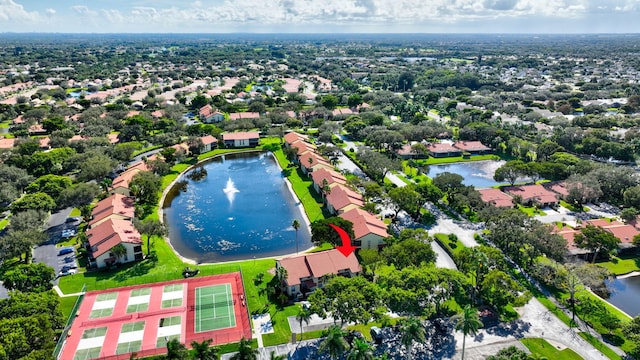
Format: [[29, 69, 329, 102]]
[[129, 148, 164, 165], [35, 207, 76, 284], [224, 297, 612, 360]]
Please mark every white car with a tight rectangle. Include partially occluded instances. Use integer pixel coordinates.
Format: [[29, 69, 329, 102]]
[[59, 269, 77, 277]]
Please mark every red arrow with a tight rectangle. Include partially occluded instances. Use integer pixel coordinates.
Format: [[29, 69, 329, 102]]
[[329, 224, 357, 257]]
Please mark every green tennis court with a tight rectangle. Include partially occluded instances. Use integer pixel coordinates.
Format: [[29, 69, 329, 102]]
[[194, 284, 236, 332]]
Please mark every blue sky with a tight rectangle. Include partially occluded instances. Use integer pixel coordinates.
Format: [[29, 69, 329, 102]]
[[1, 0, 639, 33]]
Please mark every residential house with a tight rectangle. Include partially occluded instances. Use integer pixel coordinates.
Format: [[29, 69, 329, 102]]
[[556, 219, 639, 257], [0, 137, 16, 149], [222, 131, 260, 148], [453, 141, 492, 154], [200, 104, 225, 123], [85, 218, 143, 268], [310, 167, 347, 195], [298, 150, 331, 175], [339, 208, 389, 250], [289, 140, 317, 158], [111, 161, 150, 196], [395, 143, 427, 160], [478, 188, 514, 208], [89, 194, 135, 228], [276, 249, 361, 298], [426, 142, 462, 158], [325, 184, 364, 215], [283, 131, 309, 146], [228, 112, 260, 121], [200, 135, 218, 153], [504, 184, 559, 207]]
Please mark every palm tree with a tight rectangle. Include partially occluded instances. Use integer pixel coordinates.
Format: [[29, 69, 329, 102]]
[[230, 337, 258, 360], [190, 339, 219, 360], [292, 219, 301, 254], [165, 338, 187, 360], [347, 338, 375, 360], [111, 243, 127, 264], [399, 316, 426, 360], [319, 325, 348, 360], [296, 305, 312, 341], [453, 305, 483, 360], [275, 265, 288, 287]]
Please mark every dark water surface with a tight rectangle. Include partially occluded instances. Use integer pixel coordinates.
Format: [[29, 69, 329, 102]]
[[605, 275, 640, 317], [163, 151, 312, 263]]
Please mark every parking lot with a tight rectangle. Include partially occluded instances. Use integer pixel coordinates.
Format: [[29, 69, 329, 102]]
[[33, 208, 80, 282]]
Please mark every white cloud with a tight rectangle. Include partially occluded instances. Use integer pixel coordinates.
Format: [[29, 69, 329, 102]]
[[3, 0, 640, 32], [71, 5, 97, 16], [0, 0, 40, 22]]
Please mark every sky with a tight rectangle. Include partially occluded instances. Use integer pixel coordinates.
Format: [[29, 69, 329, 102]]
[[0, 0, 639, 33]]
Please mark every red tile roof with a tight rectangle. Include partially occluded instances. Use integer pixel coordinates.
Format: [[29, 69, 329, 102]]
[[298, 150, 330, 168], [89, 194, 135, 227], [278, 249, 361, 286], [86, 218, 141, 258], [0, 138, 16, 149], [544, 181, 569, 197], [325, 184, 364, 212], [396, 143, 416, 156], [291, 140, 316, 155], [200, 135, 218, 145], [310, 167, 347, 188], [453, 141, 491, 152], [478, 188, 514, 208], [228, 112, 260, 120], [504, 184, 558, 205], [107, 133, 120, 144], [112, 162, 149, 189], [426, 142, 460, 154], [283, 131, 308, 145], [222, 131, 260, 141], [339, 208, 389, 240], [199, 104, 214, 118]]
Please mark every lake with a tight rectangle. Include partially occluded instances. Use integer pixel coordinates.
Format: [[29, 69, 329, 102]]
[[426, 160, 511, 188], [162, 151, 312, 263], [605, 275, 640, 317]]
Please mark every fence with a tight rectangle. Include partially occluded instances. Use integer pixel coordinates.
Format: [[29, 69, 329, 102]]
[[54, 284, 87, 360]]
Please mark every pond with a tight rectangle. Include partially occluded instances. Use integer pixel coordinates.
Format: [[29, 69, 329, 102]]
[[426, 160, 513, 188], [162, 151, 312, 263], [605, 274, 640, 317]]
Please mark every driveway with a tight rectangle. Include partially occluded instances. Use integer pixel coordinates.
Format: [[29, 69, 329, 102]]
[[534, 206, 578, 226], [231, 298, 616, 360]]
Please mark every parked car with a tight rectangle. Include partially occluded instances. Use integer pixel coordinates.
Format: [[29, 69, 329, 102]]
[[61, 229, 76, 238], [59, 269, 77, 277], [61, 264, 77, 272], [63, 255, 76, 263], [65, 216, 82, 224], [57, 247, 74, 256]]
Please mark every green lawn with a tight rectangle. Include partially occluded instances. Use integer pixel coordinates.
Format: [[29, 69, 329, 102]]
[[517, 204, 544, 217], [521, 338, 583, 360], [0, 217, 9, 232], [597, 255, 640, 275], [434, 233, 466, 257], [0, 121, 10, 129], [578, 333, 624, 360], [416, 154, 499, 165], [56, 138, 333, 347], [59, 295, 80, 320], [69, 208, 81, 217]]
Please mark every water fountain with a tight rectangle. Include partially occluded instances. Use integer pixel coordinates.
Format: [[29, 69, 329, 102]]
[[163, 152, 313, 262], [222, 177, 239, 204]]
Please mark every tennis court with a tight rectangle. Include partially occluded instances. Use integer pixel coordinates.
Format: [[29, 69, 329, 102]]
[[194, 284, 236, 332]]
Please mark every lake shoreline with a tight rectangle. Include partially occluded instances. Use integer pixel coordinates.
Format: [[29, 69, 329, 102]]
[[158, 149, 316, 266]]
